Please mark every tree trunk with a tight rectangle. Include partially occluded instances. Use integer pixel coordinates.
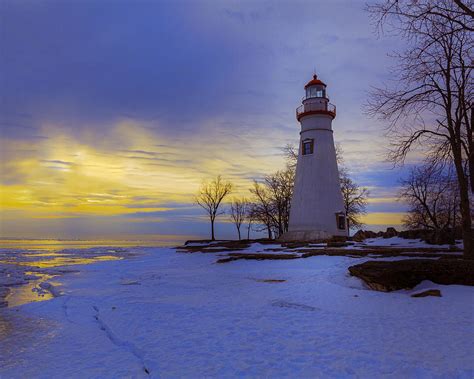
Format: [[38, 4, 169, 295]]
[[452, 146, 474, 259], [247, 223, 251, 240], [211, 219, 215, 241], [469, 153, 474, 194], [469, 105, 474, 193], [237, 226, 241, 240], [267, 225, 272, 239]]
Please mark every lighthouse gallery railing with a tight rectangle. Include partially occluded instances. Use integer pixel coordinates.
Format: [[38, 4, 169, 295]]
[[296, 102, 336, 119]]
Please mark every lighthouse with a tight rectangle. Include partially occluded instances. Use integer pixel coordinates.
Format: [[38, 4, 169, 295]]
[[284, 74, 346, 241]]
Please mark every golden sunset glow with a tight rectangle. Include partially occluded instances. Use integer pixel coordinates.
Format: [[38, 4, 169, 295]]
[[0, 118, 406, 238]]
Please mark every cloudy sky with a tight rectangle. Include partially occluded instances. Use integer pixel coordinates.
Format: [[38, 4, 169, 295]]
[[0, 0, 414, 241]]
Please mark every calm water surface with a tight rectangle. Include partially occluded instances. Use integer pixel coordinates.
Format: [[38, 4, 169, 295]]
[[0, 238, 184, 251]]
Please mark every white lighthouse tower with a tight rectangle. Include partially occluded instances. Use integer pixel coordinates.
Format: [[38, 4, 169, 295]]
[[284, 74, 346, 241]]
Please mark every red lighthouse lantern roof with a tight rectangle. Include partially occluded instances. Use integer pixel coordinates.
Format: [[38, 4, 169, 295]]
[[304, 74, 326, 88]]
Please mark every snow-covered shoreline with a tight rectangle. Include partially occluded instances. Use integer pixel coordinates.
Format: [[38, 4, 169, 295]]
[[0, 246, 143, 309], [1, 242, 473, 378]]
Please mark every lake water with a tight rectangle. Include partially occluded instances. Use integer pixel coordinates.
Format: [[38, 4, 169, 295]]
[[0, 238, 185, 251]]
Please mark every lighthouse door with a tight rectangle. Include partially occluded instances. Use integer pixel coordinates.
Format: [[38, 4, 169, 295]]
[[336, 213, 346, 230]]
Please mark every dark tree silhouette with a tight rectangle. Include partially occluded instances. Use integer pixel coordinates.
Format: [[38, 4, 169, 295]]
[[248, 184, 274, 239], [366, 0, 473, 258], [196, 175, 233, 241], [399, 164, 460, 243], [340, 168, 369, 234], [230, 198, 248, 240]]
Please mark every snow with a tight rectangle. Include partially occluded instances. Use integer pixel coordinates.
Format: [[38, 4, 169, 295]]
[[1, 243, 473, 378], [363, 236, 461, 249], [232, 243, 287, 254]]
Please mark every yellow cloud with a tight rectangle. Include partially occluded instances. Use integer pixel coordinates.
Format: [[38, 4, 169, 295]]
[[361, 212, 406, 226], [0, 120, 284, 222]]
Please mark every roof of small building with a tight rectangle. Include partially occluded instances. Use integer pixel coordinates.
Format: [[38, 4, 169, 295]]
[[304, 74, 326, 88]]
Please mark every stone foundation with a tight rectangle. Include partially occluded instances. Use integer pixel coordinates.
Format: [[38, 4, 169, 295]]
[[279, 230, 333, 242]]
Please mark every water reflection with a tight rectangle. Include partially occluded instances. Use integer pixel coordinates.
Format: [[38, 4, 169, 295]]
[[6, 272, 60, 308], [0, 255, 121, 268]]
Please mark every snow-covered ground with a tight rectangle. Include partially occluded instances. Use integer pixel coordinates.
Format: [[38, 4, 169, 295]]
[[1, 243, 473, 378], [362, 236, 463, 249]]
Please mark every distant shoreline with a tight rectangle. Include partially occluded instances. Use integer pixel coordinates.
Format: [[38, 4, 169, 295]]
[[0, 239, 183, 251]]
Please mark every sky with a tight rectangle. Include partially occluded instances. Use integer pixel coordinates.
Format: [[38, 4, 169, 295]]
[[0, 0, 415, 241]]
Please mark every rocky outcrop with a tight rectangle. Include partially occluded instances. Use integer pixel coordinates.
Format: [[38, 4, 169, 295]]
[[398, 229, 430, 240], [383, 227, 399, 238], [398, 228, 461, 245], [352, 230, 377, 242], [352, 228, 397, 241], [348, 259, 474, 291], [216, 253, 299, 264]]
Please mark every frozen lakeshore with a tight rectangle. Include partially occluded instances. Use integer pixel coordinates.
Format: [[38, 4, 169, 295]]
[[1, 240, 474, 378]]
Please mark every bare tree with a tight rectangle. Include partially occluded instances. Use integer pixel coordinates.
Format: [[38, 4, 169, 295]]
[[282, 143, 299, 169], [245, 205, 254, 240], [196, 175, 233, 241], [366, 0, 474, 258], [248, 166, 295, 239], [249, 182, 275, 239], [340, 168, 370, 234], [264, 168, 294, 236], [453, 0, 474, 21], [230, 198, 248, 240], [399, 164, 460, 242], [368, 0, 474, 33]]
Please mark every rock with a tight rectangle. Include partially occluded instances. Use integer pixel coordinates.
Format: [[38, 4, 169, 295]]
[[425, 229, 455, 245], [352, 230, 367, 242], [327, 241, 351, 247], [411, 289, 442, 298], [184, 239, 214, 245], [398, 228, 458, 245], [352, 230, 377, 242], [216, 253, 299, 264], [365, 231, 378, 238], [328, 236, 347, 243], [179, 240, 252, 253], [398, 229, 429, 240], [348, 259, 474, 291], [383, 227, 399, 238]]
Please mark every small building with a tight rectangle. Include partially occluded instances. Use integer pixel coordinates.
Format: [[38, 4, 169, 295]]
[[283, 74, 346, 241]]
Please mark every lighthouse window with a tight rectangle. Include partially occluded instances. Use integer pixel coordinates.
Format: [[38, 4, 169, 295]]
[[302, 139, 314, 155], [306, 87, 326, 99]]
